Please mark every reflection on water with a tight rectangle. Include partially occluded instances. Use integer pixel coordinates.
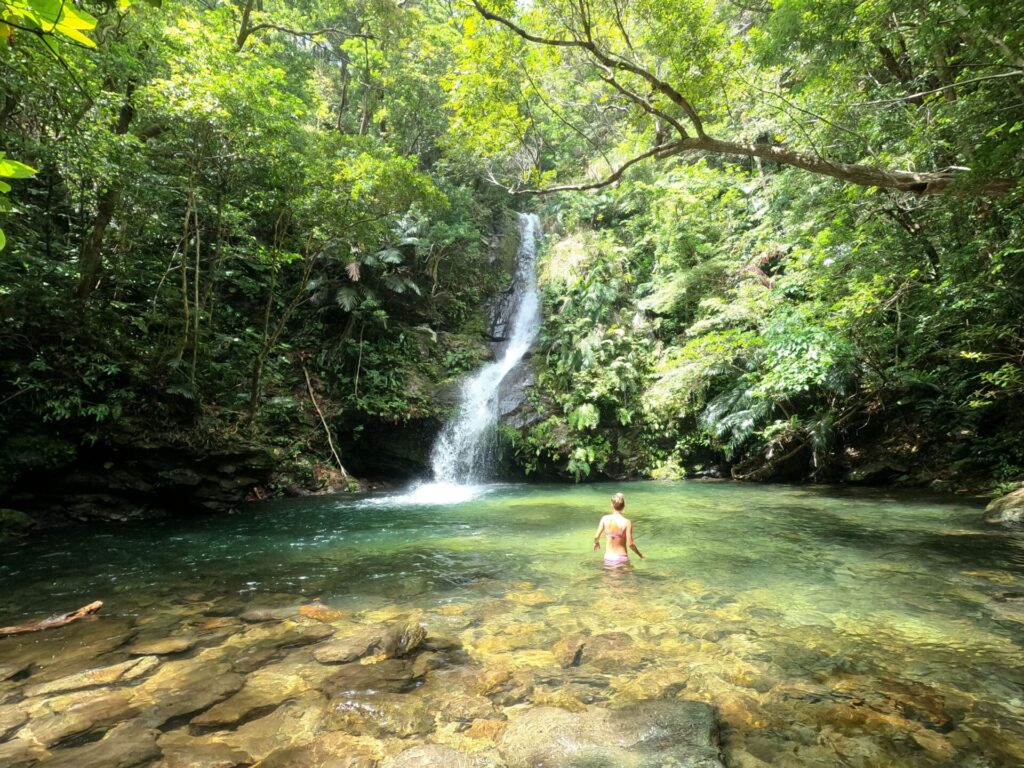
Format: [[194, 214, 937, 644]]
[[2, 481, 1024, 766]]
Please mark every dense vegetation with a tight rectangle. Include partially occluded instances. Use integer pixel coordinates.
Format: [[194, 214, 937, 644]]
[[1, 0, 1022, 518], [452, 0, 1024, 489], [0, 0, 509, 509]]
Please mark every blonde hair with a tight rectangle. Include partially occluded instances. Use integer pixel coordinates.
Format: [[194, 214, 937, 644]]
[[611, 493, 625, 511]]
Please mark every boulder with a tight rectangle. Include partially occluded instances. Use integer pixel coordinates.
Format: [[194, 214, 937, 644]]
[[499, 701, 725, 768], [985, 487, 1024, 524]]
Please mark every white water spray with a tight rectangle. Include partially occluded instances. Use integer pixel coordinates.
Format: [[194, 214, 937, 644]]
[[429, 213, 542, 486]]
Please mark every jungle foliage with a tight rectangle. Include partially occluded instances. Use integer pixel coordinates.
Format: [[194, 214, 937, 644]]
[[0, 0, 507, 491], [450, 0, 1024, 487], [2, 0, 1023, 496]]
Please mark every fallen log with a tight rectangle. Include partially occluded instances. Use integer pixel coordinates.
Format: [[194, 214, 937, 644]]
[[0, 601, 104, 636]]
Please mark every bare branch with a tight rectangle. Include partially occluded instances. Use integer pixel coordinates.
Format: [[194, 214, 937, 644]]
[[848, 70, 1024, 106], [505, 141, 684, 194]]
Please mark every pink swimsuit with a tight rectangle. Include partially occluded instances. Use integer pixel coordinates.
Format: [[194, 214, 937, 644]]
[[604, 532, 629, 566]]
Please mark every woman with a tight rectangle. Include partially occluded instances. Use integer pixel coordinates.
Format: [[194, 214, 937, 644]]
[[593, 492, 644, 566]]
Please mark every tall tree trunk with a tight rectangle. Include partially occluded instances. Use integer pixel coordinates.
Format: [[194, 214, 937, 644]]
[[76, 86, 135, 300]]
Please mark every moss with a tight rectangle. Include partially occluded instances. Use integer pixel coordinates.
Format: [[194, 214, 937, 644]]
[[0, 508, 35, 541]]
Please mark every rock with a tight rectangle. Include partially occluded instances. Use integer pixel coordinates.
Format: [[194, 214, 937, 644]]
[[552, 634, 586, 667], [41, 721, 160, 768], [127, 636, 196, 656], [153, 734, 252, 768], [19, 689, 138, 748], [24, 655, 160, 697], [324, 692, 433, 738], [985, 487, 1024, 524], [0, 737, 46, 768], [0, 508, 34, 540], [254, 732, 380, 768], [506, 590, 556, 607], [499, 701, 725, 768], [0, 661, 31, 682], [298, 603, 349, 623], [465, 718, 508, 741], [551, 632, 643, 672], [323, 658, 418, 694], [843, 461, 907, 485], [382, 744, 502, 768], [131, 652, 243, 726], [191, 659, 316, 728], [239, 606, 299, 622], [203, 691, 327, 762], [314, 621, 424, 664], [0, 704, 28, 741]]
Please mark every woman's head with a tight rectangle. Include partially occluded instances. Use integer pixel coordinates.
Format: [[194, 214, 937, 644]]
[[611, 493, 625, 512]]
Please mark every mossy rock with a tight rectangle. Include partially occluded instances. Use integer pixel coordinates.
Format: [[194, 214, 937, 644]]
[[0, 508, 35, 541]]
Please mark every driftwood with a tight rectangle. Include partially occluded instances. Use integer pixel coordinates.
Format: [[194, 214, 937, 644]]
[[0, 601, 103, 636]]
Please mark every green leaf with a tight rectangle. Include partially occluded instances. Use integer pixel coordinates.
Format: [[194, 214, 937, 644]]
[[0, 159, 37, 179]]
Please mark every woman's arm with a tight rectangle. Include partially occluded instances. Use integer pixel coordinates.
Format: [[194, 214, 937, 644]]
[[593, 518, 606, 551], [626, 521, 644, 559]]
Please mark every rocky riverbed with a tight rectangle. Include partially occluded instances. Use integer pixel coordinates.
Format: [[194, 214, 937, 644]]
[[0, 598, 726, 768], [3, 481, 1023, 767]]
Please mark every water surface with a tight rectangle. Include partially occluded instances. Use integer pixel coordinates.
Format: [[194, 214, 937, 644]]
[[2, 481, 1023, 766]]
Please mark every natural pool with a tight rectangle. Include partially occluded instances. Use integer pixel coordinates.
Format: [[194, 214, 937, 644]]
[[1, 481, 1023, 766]]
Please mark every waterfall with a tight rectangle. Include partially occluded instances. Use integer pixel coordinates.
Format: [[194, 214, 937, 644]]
[[430, 213, 542, 484]]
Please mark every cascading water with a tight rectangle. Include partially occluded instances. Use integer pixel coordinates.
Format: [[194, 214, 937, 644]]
[[367, 213, 542, 507], [430, 212, 542, 485]]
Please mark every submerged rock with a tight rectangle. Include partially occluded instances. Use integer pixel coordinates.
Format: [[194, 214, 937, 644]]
[[382, 743, 502, 768], [324, 692, 434, 738], [201, 691, 327, 763], [127, 636, 196, 656], [323, 657, 418, 694], [314, 621, 425, 664], [191, 658, 321, 728], [499, 700, 725, 768], [254, 732, 381, 768], [131, 652, 243, 726], [985, 487, 1024, 524], [24, 655, 160, 697], [153, 734, 252, 768], [42, 721, 160, 768], [18, 689, 139, 748]]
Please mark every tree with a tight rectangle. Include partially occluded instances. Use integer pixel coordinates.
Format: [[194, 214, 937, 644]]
[[452, 0, 1022, 197]]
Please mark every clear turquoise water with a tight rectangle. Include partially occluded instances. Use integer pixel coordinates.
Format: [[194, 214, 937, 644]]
[[2, 480, 1024, 765]]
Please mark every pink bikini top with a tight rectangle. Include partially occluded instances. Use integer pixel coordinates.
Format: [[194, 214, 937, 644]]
[[606, 531, 625, 540]]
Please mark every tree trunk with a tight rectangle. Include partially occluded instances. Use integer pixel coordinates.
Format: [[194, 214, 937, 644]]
[[76, 87, 135, 300]]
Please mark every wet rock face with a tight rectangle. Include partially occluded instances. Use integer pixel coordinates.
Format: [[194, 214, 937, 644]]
[[8, 444, 278, 527], [499, 700, 725, 768], [985, 486, 1024, 524]]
